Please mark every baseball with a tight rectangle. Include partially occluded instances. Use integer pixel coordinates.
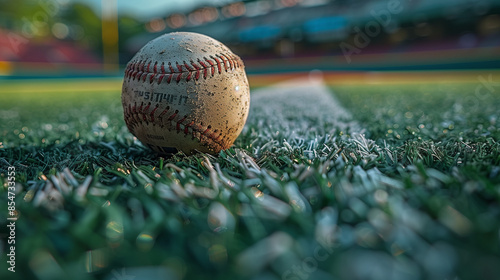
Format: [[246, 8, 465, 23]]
[[122, 32, 250, 155]]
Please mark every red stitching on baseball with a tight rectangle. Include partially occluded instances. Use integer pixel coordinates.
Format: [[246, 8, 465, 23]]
[[137, 60, 145, 80], [176, 116, 185, 132], [218, 54, 228, 71], [195, 68, 200, 80], [158, 74, 165, 84], [132, 102, 137, 114], [131, 102, 141, 125], [191, 60, 201, 80], [150, 104, 159, 122], [211, 55, 222, 74], [123, 106, 225, 151], [123, 52, 244, 151], [191, 60, 200, 70], [198, 59, 208, 79], [158, 106, 170, 124], [139, 102, 146, 121], [143, 102, 151, 122], [124, 104, 135, 127], [222, 54, 233, 70], [184, 61, 193, 71], [176, 62, 183, 72], [168, 110, 178, 121], [202, 125, 211, 136], [185, 120, 194, 135], [131, 61, 139, 80], [204, 57, 215, 77]]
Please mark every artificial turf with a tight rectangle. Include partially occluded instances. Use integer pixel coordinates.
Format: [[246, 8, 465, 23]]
[[0, 73, 499, 280]]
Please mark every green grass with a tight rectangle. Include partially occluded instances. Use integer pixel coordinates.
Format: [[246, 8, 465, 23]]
[[1, 76, 499, 280], [333, 82, 500, 174]]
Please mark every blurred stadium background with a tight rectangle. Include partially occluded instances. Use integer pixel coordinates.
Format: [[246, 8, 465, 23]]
[[1, 0, 499, 78]]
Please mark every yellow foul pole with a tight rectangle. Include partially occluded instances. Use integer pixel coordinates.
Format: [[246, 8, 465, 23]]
[[101, 0, 119, 72]]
